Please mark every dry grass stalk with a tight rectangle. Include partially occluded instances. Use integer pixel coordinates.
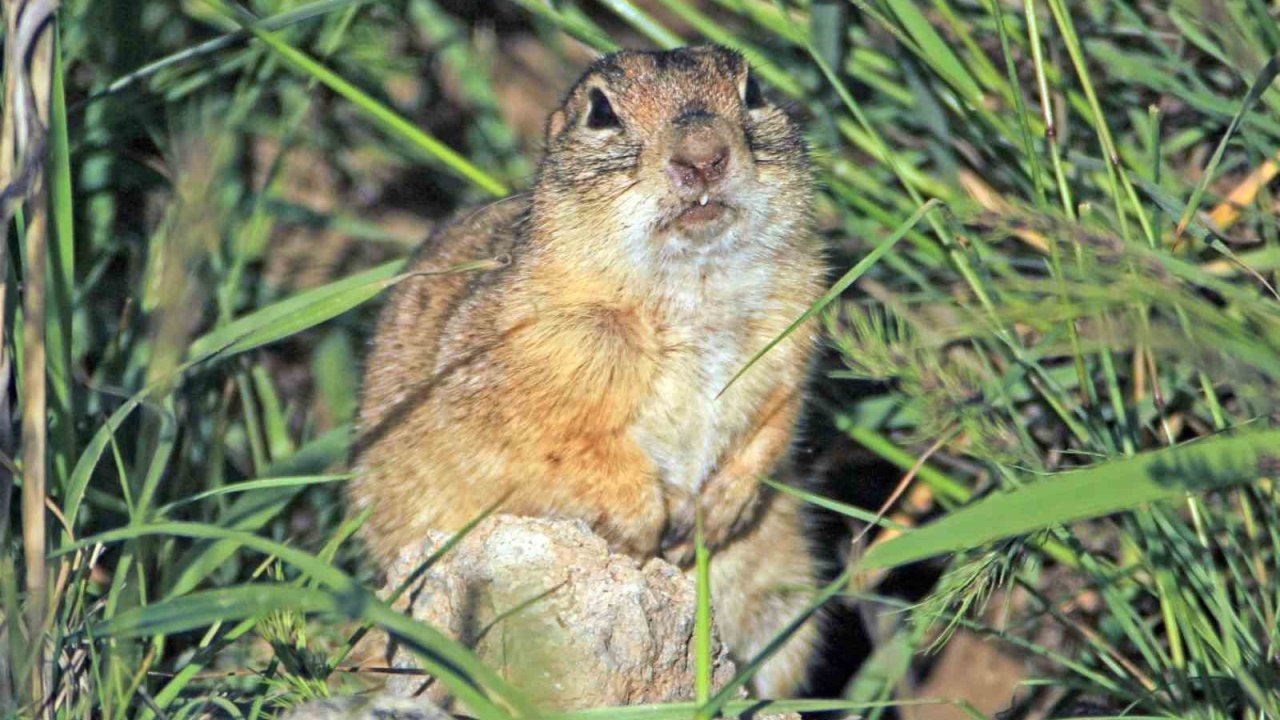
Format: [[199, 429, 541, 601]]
[[0, 0, 61, 710]]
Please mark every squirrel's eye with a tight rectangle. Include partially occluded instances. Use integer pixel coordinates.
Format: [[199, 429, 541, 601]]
[[743, 72, 766, 110], [585, 88, 621, 129]]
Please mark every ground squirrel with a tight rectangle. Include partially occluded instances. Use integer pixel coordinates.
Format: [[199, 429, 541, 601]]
[[351, 46, 826, 697]]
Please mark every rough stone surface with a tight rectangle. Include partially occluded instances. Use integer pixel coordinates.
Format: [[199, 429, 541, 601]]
[[374, 514, 738, 709], [280, 694, 804, 720], [280, 694, 449, 720]]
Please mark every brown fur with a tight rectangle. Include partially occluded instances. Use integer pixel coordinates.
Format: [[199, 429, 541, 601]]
[[351, 46, 825, 698]]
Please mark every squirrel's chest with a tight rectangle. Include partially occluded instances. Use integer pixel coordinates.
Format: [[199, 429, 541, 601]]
[[629, 307, 764, 494]]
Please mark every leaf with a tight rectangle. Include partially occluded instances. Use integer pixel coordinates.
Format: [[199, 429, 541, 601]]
[[1175, 54, 1280, 238], [858, 430, 1280, 571], [596, 0, 683, 49], [95, 585, 334, 638], [184, 260, 402, 364], [717, 198, 941, 397], [692, 511, 711, 714], [64, 396, 143, 532], [47, 26, 75, 492], [885, 0, 984, 103], [207, 0, 508, 197], [555, 698, 932, 720], [761, 476, 909, 529], [158, 474, 350, 514], [311, 330, 358, 425], [166, 429, 351, 597], [64, 522, 531, 719], [84, 0, 379, 107], [185, 257, 500, 367]]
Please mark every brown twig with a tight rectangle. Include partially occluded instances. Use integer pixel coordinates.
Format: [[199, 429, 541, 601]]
[[851, 428, 956, 591], [852, 429, 955, 549]]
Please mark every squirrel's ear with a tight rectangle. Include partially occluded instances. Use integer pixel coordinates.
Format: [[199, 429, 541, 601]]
[[546, 109, 568, 144]]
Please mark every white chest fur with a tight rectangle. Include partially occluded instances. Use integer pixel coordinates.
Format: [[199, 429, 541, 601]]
[[629, 261, 774, 493]]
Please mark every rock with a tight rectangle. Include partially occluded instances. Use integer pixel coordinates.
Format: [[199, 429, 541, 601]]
[[374, 514, 738, 710], [280, 694, 449, 720], [279, 694, 804, 720], [908, 630, 1027, 720]]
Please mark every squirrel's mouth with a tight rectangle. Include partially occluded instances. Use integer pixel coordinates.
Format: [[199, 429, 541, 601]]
[[669, 195, 736, 233]]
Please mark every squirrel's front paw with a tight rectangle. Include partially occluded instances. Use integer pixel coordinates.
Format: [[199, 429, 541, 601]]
[[699, 480, 763, 549], [659, 486, 762, 567], [659, 487, 697, 566], [602, 482, 669, 560], [667, 474, 766, 566], [660, 522, 695, 567]]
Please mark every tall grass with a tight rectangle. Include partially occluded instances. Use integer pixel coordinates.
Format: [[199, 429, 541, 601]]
[[2, 1, 1278, 718]]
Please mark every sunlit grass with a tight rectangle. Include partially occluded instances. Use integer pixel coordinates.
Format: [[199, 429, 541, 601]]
[[3, 0, 1279, 718]]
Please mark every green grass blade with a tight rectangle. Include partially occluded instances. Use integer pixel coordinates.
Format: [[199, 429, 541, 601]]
[[46, 25, 75, 497], [649, 0, 804, 97], [1174, 55, 1280, 239], [59, 522, 533, 719], [597, 0, 683, 49], [164, 429, 351, 598], [186, 258, 499, 366], [205, 0, 508, 197], [81, 0, 379, 108], [507, 0, 618, 52], [1044, 0, 1156, 246], [858, 429, 1280, 571], [843, 623, 916, 707], [186, 258, 396, 363], [692, 509, 711, 716], [93, 585, 334, 639], [165, 488, 310, 599], [761, 476, 909, 529], [250, 365, 295, 462], [63, 396, 142, 532], [57, 522, 351, 587], [717, 198, 941, 397], [552, 698, 951, 720], [157, 475, 350, 514], [884, 0, 983, 104]]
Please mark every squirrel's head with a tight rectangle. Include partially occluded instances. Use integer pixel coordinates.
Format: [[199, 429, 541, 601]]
[[535, 46, 810, 267]]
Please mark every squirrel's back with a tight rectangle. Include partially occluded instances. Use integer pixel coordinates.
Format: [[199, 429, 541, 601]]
[[357, 197, 528, 442]]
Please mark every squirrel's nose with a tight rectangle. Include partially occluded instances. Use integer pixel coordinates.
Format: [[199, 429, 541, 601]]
[[666, 130, 731, 197]]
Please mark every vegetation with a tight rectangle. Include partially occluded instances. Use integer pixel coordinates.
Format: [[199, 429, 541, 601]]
[[2, 0, 1278, 717]]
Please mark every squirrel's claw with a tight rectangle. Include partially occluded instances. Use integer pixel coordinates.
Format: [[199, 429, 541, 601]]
[[661, 520, 692, 550]]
